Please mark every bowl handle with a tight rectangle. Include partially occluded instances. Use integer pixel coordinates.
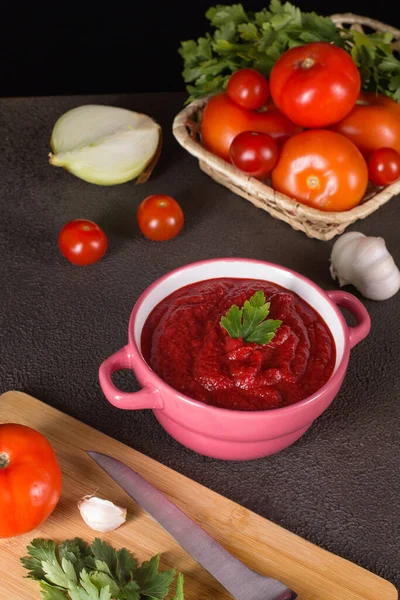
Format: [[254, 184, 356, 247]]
[[327, 290, 371, 349], [99, 345, 162, 410]]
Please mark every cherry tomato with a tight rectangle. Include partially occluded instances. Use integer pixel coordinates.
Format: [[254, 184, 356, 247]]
[[230, 131, 279, 178], [358, 91, 400, 120], [0, 424, 62, 538], [58, 219, 108, 266], [271, 130, 368, 212], [368, 148, 400, 186], [137, 195, 184, 241], [270, 42, 360, 128], [227, 68, 269, 110], [201, 92, 301, 162], [330, 105, 400, 156]]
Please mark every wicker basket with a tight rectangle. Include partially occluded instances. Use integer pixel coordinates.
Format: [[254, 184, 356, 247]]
[[173, 14, 400, 241]]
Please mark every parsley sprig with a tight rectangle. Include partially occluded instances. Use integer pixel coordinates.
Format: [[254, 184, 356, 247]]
[[21, 538, 184, 600], [179, 0, 400, 102], [220, 290, 281, 344]]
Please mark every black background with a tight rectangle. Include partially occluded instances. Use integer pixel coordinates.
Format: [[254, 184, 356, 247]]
[[1, 0, 399, 98]]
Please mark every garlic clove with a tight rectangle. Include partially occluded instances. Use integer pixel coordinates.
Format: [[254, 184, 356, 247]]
[[330, 232, 366, 286], [330, 231, 400, 301], [78, 495, 127, 533], [357, 254, 400, 300], [351, 237, 387, 270], [49, 105, 161, 186]]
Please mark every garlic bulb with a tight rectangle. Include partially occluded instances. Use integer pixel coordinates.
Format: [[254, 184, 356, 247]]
[[49, 105, 161, 185], [330, 232, 400, 300], [78, 495, 127, 533]]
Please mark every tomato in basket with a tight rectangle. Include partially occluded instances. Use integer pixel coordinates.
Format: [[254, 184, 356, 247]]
[[269, 42, 360, 128], [368, 147, 400, 186], [358, 91, 400, 120], [227, 68, 269, 110], [271, 130, 368, 212], [230, 131, 279, 178], [200, 92, 301, 162], [330, 104, 400, 156]]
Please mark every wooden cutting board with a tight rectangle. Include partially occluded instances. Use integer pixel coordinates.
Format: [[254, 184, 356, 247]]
[[0, 391, 397, 600]]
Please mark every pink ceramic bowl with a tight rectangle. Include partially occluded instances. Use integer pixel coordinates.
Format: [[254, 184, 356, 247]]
[[99, 258, 370, 461]]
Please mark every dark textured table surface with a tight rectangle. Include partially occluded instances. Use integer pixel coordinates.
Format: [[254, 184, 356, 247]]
[[0, 92, 399, 591]]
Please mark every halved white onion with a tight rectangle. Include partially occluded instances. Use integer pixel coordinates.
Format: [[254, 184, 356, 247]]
[[49, 104, 161, 185]]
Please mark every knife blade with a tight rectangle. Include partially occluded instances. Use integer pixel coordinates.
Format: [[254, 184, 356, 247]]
[[87, 451, 297, 600]]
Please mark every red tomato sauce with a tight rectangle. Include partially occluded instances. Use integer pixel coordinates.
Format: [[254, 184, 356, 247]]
[[141, 279, 336, 411]]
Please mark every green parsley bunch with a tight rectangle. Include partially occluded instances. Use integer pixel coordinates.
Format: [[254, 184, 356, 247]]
[[21, 538, 184, 600], [179, 0, 400, 102]]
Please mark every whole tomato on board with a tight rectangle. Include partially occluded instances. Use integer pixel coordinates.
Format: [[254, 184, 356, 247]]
[[368, 148, 400, 186], [58, 219, 108, 266], [269, 42, 360, 128], [200, 92, 301, 162], [0, 424, 62, 538], [137, 195, 184, 241], [330, 105, 400, 156], [271, 130, 368, 212], [358, 91, 400, 120], [227, 68, 269, 110]]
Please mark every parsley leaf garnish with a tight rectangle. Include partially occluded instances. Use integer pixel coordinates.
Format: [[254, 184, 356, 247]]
[[172, 574, 184, 600], [179, 0, 400, 103], [220, 290, 282, 344], [21, 538, 184, 600], [134, 554, 176, 599]]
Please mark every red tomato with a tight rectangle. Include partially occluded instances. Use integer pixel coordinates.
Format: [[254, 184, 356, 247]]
[[270, 42, 360, 128], [331, 105, 400, 156], [0, 424, 62, 538], [368, 148, 400, 186], [201, 92, 301, 161], [358, 91, 400, 120], [230, 131, 279, 178], [271, 130, 368, 212], [137, 195, 184, 241], [227, 68, 269, 110], [58, 219, 108, 266]]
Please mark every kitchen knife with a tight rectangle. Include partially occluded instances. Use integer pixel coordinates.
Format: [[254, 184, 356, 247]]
[[87, 451, 297, 600]]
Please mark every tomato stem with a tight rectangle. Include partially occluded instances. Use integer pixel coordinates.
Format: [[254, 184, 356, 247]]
[[301, 57, 315, 69], [307, 175, 320, 189], [0, 453, 9, 469]]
